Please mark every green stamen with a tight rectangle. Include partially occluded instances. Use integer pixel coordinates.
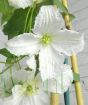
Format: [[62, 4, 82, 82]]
[[22, 80, 38, 96], [27, 85, 33, 94], [40, 34, 52, 45]]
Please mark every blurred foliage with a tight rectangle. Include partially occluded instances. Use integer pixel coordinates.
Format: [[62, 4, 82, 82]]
[[0, 0, 15, 23]]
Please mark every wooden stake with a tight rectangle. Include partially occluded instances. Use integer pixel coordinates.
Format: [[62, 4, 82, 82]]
[[62, 0, 84, 105], [50, 93, 59, 105]]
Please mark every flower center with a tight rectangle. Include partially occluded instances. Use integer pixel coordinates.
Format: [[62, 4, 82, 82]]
[[26, 85, 34, 95], [22, 80, 39, 96], [40, 34, 52, 45]]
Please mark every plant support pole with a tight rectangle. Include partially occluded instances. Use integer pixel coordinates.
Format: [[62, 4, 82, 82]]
[[50, 93, 59, 105], [62, 0, 84, 105]]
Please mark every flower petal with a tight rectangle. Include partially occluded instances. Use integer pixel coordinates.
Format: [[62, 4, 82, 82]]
[[52, 29, 84, 56], [8, 0, 33, 9], [0, 29, 8, 49], [39, 46, 65, 81], [0, 55, 6, 71], [27, 55, 36, 71], [43, 64, 73, 94], [33, 6, 65, 35], [12, 69, 35, 83], [6, 33, 40, 56]]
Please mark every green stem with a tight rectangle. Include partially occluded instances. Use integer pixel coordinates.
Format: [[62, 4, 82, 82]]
[[0, 61, 6, 64], [26, 4, 36, 32], [18, 61, 21, 70], [0, 56, 25, 75], [10, 66, 14, 86], [24, 7, 31, 32]]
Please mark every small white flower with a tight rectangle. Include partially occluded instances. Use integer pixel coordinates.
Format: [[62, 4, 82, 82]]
[[0, 69, 33, 98], [6, 6, 84, 81], [8, 0, 33, 9], [1, 70, 50, 105], [0, 69, 42, 96], [3, 84, 50, 105]]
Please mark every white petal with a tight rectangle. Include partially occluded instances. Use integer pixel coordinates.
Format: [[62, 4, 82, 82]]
[[6, 33, 40, 56], [52, 29, 84, 56], [27, 55, 36, 71], [8, 0, 33, 9], [43, 64, 73, 94], [12, 69, 35, 83], [33, 6, 65, 35], [0, 55, 6, 71], [0, 29, 8, 49], [39, 46, 65, 81]]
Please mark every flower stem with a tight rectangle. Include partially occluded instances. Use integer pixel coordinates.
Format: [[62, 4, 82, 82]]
[[26, 4, 36, 32], [10, 66, 14, 86], [0, 56, 25, 75], [0, 61, 6, 64], [24, 7, 31, 32]]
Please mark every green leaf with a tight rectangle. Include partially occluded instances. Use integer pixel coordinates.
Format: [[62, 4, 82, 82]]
[[25, 67, 32, 71], [0, 0, 14, 23], [53, 0, 68, 13], [3, 8, 30, 39], [69, 13, 76, 21], [40, 0, 53, 5], [0, 48, 16, 58], [73, 73, 80, 82], [3, 5, 39, 39]]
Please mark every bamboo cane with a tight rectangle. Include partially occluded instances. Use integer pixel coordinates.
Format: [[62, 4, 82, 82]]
[[62, 0, 84, 105], [50, 93, 59, 105]]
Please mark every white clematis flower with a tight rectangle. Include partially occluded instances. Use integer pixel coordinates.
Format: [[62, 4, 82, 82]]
[[1, 70, 50, 105], [3, 85, 50, 105], [8, 0, 33, 9], [8, 0, 43, 9], [6, 6, 84, 81], [0, 69, 34, 98]]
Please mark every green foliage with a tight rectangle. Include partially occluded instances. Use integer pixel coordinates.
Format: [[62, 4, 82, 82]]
[[3, 5, 39, 39], [0, 0, 14, 23], [0, 48, 17, 64], [0, 48, 16, 58]]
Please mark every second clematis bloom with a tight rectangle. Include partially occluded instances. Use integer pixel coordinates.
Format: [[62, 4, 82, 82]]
[[0, 70, 50, 105], [8, 0, 43, 9], [8, 0, 33, 9], [6, 6, 84, 81]]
